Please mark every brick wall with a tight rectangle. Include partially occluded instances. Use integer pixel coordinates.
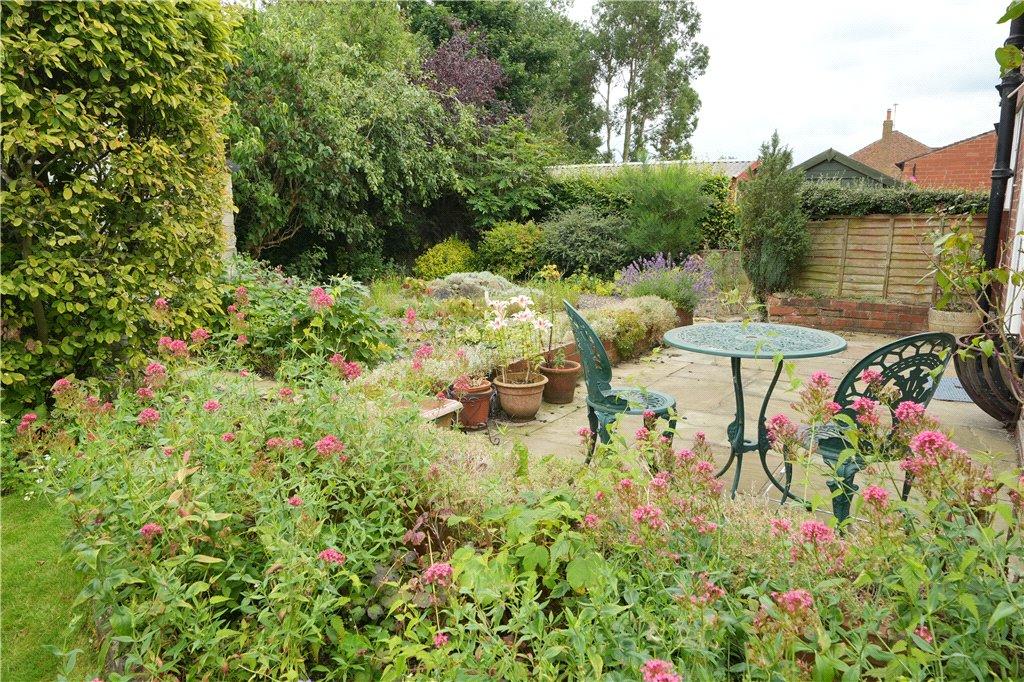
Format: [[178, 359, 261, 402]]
[[767, 295, 930, 336], [900, 131, 996, 191]]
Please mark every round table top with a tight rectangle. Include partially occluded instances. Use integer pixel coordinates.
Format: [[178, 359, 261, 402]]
[[664, 322, 847, 360]]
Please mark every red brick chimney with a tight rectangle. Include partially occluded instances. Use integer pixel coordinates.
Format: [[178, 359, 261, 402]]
[[883, 108, 893, 140]]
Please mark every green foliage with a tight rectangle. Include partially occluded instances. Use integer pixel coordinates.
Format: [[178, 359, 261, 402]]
[[700, 174, 740, 249], [617, 165, 710, 257], [227, 0, 461, 277], [800, 182, 989, 221], [428, 271, 536, 301], [477, 220, 543, 280], [739, 133, 810, 301], [223, 259, 399, 375], [0, 0, 234, 413], [414, 238, 478, 280], [625, 269, 700, 312], [545, 172, 633, 215], [538, 206, 635, 277], [460, 118, 558, 228]]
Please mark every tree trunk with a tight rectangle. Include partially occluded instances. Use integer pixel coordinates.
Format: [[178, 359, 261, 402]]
[[621, 62, 636, 162], [604, 75, 613, 159]]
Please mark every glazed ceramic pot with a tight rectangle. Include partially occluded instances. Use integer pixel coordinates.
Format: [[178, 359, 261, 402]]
[[493, 372, 548, 420], [539, 360, 580, 404]]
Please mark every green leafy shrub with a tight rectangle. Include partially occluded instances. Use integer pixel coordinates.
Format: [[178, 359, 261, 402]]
[[738, 133, 810, 301], [616, 165, 711, 257], [0, 0, 234, 414], [414, 238, 478, 280], [538, 206, 636, 277], [477, 220, 544, 279], [545, 172, 632, 216], [800, 182, 989, 220], [223, 259, 399, 375], [585, 296, 677, 360], [700, 174, 740, 248]]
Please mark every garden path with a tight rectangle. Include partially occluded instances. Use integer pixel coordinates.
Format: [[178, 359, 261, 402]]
[[493, 332, 1019, 502]]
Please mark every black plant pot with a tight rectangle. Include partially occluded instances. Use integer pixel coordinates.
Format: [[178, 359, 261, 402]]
[[953, 333, 1024, 426]]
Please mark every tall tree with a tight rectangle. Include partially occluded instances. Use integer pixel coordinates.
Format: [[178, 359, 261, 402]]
[[592, 0, 707, 162]]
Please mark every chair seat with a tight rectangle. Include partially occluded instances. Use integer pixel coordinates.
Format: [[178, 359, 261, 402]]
[[590, 387, 676, 415]]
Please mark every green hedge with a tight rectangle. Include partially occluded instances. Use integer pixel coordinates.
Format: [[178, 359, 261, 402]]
[[799, 182, 989, 221]]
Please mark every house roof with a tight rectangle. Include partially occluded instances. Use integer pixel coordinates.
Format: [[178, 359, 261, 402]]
[[546, 159, 755, 179], [791, 148, 899, 186], [850, 131, 932, 178], [895, 129, 997, 168]]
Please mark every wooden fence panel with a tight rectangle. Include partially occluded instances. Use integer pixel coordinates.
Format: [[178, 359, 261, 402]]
[[794, 213, 986, 304]]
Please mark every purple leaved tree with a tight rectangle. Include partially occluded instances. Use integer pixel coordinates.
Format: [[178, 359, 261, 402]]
[[421, 21, 507, 123]]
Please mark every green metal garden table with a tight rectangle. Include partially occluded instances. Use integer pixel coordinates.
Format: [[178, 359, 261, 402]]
[[664, 322, 847, 500]]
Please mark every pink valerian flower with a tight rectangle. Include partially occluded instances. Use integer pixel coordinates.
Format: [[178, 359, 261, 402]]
[[690, 515, 718, 534], [577, 426, 593, 443], [278, 387, 294, 400], [291, 438, 304, 448], [583, 513, 600, 529], [239, 369, 250, 377], [824, 401, 842, 418], [693, 459, 715, 476], [221, 432, 236, 443], [157, 336, 189, 358], [799, 520, 835, 544], [136, 386, 155, 400], [862, 485, 890, 509], [153, 297, 169, 311], [851, 396, 880, 426], [234, 285, 250, 306], [413, 343, 433, 361], [767, 413, 799, 447], [915, 625, 934, 644], [190, 327, 211, 343], [404, 307, 417, 327], [675, 448, 695, 464], [139, 522, 164, 539], [288, 495, 303, 507], [690, 574, 726, 606], [641, 659, 682, 682], [1010, 473, 1024, 511], [328, 353, 362, 380], [808, 371, 832, 389], [635, 426, 651, 441], [265, 437, 286, 449], [315, 435, 346, 459], [16, 412, 38, 434], [632, 504, 666, 530], [649, 471, 671, 493], [422, 562, 454, 587], [309, 286, 335, 311], [859, 368, 884, 386], [52, 377, 74, 395], [773, 588, 814, 615], [319, 548, 347, 565], [901, 430, 964, 477], [894, 400, 927, 425], [411, 358, 425, 371], [770, 518, 793, 538], [136, 407, 160, 426], [433, 632, 449, 648], [616, 478, 635, 492], [203, 399, 221, 412], [83, 395, 112, 414], [236, 334, 248, 347]]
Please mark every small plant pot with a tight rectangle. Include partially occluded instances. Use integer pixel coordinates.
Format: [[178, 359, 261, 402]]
[[927, 307, 981, 338], [674, 307, 694, 327], [539, 360, 580, 404], [493, 372, 548, 421], [456, 380, 492, 429]]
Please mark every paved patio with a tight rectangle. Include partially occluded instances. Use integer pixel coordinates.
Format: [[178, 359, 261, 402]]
[[496, 332, 1020, 502]]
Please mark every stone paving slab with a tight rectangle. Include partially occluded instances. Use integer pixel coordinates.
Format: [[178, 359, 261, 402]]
[[491, 332, 1020, 501]]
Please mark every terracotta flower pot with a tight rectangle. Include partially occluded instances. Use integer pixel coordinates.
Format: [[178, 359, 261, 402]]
[[493, 372, 548, 421], [539, 360, 580, 404], [456, 380, 492, 429], [927, 307, 982, 338], [675, 307, 694, 327]]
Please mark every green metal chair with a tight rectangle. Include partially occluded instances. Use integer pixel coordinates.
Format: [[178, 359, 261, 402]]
[[564, 301, 677, 462], [784, 332, 956, 521]]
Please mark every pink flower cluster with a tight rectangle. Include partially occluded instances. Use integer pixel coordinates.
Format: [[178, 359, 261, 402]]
[[788, 519, 846, 568], [52, 377, 74, 395], [153, 297, 169, 311], [577, 426, 593, 443], [632, 504, 666, 530], [773, 588, 814, 615], [861, 484, 890, 509], [288, 495, 304, 507], [769, 518, 792, 538], [859, 368, 884, 386], [404, 307, 417, 327], [422, 561, 454, 587], [203, 399, 221, 413], [641, 659, 682, 682], [433, 632, 449, 648], [328, 353, 361, 380], [137, 386, 155, 400], [635, 426, 651, 441], [157, 336, 188, 358], [582, 513, 600, 529], [689, 574, 726, 606], [16, 412, 38, 434], [221, 432, 236, 442], [851, 396, 880, 427], [136, 407, 160, 426], [808, 371, 832, 389], [266, 437, 304, 450], [190, 327, 210, 343], [894, 400, 926, 425], [319, 548, 346, 565], [315, 435, 346, 459], [139, 522, 164, 539], [901, 430, 962, 477], [766, 413, 799, 448], [309, 286, 335, 311]]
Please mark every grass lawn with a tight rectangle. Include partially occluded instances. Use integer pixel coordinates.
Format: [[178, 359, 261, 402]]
[[1, 495, 97, 681]]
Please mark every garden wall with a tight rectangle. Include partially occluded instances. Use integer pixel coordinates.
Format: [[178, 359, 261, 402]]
[[793, 213, 986, 304], [767, 294, 930, 335]]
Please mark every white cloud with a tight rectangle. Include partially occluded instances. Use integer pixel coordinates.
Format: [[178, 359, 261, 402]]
[[567, 0, 1008, 163]]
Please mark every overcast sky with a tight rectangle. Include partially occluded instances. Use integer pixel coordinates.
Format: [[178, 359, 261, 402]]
[[567, 0, 1009, 163]]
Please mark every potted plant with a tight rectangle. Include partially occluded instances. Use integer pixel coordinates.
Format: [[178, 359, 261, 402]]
[[928, 218, 984, 338], [539, 348, 580, 404], [485, 292, 549, 420], [452, 373, 492, 428]]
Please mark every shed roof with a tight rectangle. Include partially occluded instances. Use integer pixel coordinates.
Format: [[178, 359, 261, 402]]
[[792, 148, 899, 186]]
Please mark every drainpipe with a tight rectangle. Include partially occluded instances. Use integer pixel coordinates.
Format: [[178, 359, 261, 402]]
[[983, 17, 1024, 273]]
